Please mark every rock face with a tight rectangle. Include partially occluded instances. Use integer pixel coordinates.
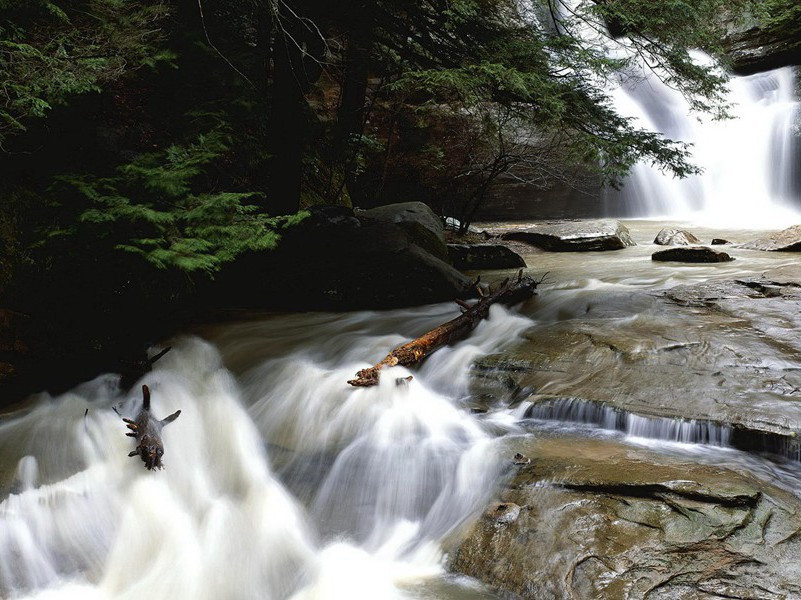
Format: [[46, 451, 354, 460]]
[[450, 435, 801, 599], [740, 224, 801, 251], [502, 220, 635, 252], [652, 246, 734, 263], [723, 21, 801, 75], [217, 203, 474, 310], [447, 244, 526, 270], [653, 227, 700, 246]]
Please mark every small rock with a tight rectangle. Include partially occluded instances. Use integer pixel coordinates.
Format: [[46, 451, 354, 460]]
[[485, 502, 521, 524], [654, 228, 701, 246], [448, 244, 526, 270], [739, 224, 801, 252], [502, 220, 635, 252], [652, 246, 734, 263], [711, 238, 730, 245], [513, 453, 531, 465]]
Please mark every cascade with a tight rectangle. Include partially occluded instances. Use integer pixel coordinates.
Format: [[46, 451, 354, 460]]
[[607, 63, 801, 225]]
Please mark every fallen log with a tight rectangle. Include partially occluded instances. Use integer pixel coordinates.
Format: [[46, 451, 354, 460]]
[[348, 270, 538, 387]]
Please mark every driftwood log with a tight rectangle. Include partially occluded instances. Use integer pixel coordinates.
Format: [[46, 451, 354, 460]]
[[348, 270, 538, 387], [122, 384, 181, 470]]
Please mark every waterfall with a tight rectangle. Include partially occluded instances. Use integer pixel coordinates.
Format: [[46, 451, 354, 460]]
[[546, 0, 801, 226], [607, 62, 801, 226]]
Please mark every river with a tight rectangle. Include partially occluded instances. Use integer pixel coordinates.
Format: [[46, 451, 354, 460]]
[[3, 220, 801, 598]]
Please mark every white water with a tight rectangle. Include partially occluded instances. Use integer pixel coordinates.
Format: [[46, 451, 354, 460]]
[[0, 305, 532, 600], [608, 62, 801, 227], [549, 0, 801, 226]]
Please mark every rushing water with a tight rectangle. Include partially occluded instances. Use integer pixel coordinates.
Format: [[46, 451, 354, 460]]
[[547, 0, 801, 225], [0, 304, 531, 600], [608, 62, 801, 225], [3, 220, 801, 598]]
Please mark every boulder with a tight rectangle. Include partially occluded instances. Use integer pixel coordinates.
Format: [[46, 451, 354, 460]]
[[450, 435, 801, 599], [652, 246, 734, 263], [447, 244, 526, 270], [653, 227, 700, 246], [216, 204, 474, 310], [739, 224, 801, 252], [469, 276, 801, 440], [356, 202, 448, 261], [711, 238, 731, 245], [501, 220, 635, 252]]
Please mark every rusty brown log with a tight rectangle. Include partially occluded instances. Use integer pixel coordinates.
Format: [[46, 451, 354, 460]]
[[348, 271, 537, 387]]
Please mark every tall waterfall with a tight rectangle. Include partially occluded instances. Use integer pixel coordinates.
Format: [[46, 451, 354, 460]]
[[546, 0, 801, 226], [607, 62, 801, 226]]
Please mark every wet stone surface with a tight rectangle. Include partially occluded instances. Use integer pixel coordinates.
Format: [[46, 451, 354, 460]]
[[471, 277, 801, 440], [449, 436, 801, 599]]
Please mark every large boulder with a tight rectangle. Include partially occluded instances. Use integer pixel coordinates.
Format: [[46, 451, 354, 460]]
[[355, 202, 448, 261], [652, 246, 734, 263], [653, 227, 701, 246], [450, 435, 801, 599], [501, 220, 635, 252], [216, 204, 474, 310], [447, 244, 526, 270], [740, 224, 801, 251]]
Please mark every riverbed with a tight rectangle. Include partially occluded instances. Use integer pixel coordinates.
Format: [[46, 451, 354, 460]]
[[2, 220, 801, 598]]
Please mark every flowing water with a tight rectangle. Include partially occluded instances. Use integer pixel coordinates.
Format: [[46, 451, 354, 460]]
[[607, 64, 801, 226], [548, 0, 801, 225], [3, 221, 801, 598], [4, 4, 801, 597]]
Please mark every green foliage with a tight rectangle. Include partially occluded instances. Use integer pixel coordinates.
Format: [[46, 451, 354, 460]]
[[57, 129, 308, 274], [0, 0, 172, 145]]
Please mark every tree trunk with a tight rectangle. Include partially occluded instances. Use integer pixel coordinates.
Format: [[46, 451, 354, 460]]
[[348, 272, 537, 387], [268, 2, 326, 215]]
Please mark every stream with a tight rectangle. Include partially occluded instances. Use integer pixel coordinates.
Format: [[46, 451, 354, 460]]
[[3, 220, 801, 598]]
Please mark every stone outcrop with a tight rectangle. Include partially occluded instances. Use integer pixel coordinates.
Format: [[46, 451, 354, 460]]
[[740, 224, 801, 251], [652, 246, 734, 263], [501, 220, 635, 252], [653, 227, 701, 246], [450, 435, 801, 599], [218, 203, 475, 311], [723, 20, 801, 75], [356, 202, 449, 262], [447, 244, 526, 270], [470, 277, 801, 440]]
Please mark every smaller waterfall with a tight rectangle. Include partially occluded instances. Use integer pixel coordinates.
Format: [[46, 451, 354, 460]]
[[523, 397, 733, 446]]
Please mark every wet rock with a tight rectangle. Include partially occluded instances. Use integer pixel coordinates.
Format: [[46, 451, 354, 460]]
[[450, 436, 801, 599], [739, 224, 801, 252], [470, 277, 801, 439], [722, 20, 801, 75], [711, 238, 731, 245], [653, 227, 701, 246], [485, 502, 522, 524], [512, 452, 530, 465], [447, 244, 526, 270], [501, 220, 635, 252], [652, 246, 734, 263]]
